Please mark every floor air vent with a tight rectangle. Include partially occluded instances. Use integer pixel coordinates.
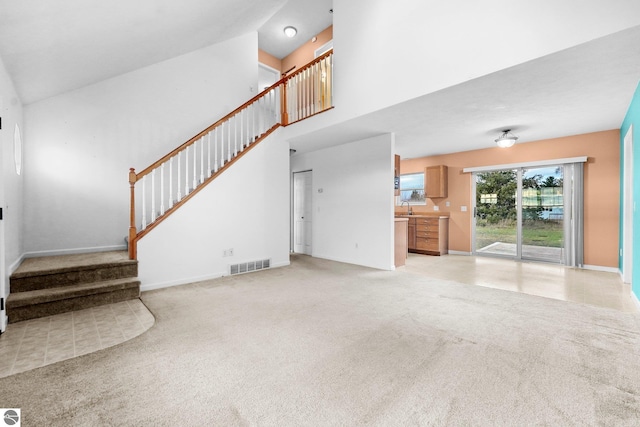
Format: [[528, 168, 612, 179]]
[[229, 259, 271, 275]]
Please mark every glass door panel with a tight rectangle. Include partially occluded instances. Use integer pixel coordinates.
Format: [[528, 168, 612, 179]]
[[474, 170, 518, 257], [521, 166, 564, 263]]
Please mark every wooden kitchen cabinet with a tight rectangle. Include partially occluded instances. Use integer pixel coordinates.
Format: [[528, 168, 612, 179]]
[[425, 165, 448, 198], [407, 218, 416, 251], [394, 218, 408, 267], [408, 216, 449, 256]]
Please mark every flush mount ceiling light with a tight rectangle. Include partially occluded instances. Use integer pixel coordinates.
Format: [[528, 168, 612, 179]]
[[495, 129, 518, 148], [283, 26, 297, 38]]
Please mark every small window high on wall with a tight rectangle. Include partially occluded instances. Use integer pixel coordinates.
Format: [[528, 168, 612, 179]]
[[397, 173, 425, 205]]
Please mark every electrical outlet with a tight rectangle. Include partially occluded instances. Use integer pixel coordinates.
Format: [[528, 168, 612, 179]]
[[228, 248, 234, 256]]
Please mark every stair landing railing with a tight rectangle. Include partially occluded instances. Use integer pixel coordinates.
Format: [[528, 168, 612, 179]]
[[128, 50, 333, 259]]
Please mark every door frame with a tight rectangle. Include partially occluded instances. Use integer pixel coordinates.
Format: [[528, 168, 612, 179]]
[[0, 114, 6, 332]]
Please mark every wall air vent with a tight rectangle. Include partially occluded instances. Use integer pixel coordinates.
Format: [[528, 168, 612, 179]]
[[229, 259, 271, 276]]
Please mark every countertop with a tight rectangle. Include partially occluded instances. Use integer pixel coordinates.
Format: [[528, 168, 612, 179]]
[[394, 213, 450, 218]]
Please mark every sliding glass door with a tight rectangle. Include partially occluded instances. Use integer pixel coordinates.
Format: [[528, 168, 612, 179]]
[[473, 164, 572, 264], [474, 170, 518, 257], [521, 166, 564, 262]]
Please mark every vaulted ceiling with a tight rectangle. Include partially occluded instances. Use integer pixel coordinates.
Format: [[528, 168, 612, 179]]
[[0, 0, 332, 105]]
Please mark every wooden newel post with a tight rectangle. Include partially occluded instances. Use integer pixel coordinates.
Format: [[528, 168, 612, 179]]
[[281, 82, 289, 126], [128, 168, 138, 260]]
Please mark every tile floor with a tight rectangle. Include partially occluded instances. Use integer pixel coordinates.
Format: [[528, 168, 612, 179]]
[[0, 254, 637, 379], [0, 299, 154, 378], [404, 253, 639, 312]]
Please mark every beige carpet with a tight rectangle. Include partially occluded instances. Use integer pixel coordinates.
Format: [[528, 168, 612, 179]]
[[1, 255, 640, 426]]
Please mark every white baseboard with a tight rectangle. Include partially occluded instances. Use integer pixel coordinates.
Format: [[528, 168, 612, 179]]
[[582, 264, 619, 274], [448, 250, 471, 256], [23, 245, 128, 259], [9, 255, 25, 275], [140, 272, 226, 292], [140, 260, 291, 293], [311, 253, 394, 271]]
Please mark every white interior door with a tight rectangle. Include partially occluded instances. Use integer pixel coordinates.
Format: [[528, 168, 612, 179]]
[[293, 171, 312, 254]]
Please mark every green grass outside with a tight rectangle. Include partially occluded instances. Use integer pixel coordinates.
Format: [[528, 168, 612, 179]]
[[476, 219, 563, 250]]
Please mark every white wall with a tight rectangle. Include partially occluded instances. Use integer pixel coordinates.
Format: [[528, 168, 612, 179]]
[[290, 134, 395, 270], [23, 33, 259, 255], [137, 130, 290, 290]]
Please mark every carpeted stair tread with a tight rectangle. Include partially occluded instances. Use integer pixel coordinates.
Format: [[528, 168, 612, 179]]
[[10, 251, 138, 293], [11, 251, 135, 279], [8, 278, 140, 308]]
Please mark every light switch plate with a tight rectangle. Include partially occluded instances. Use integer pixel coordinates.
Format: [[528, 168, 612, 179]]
[[461, 206, 468, 212]]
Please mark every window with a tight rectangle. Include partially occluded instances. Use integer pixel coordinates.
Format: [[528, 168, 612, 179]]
[[397, 173, 425, 204]]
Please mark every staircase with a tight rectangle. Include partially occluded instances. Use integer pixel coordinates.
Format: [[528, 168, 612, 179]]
[[127, 50, 333, 260], [7, 251, 140, 323]]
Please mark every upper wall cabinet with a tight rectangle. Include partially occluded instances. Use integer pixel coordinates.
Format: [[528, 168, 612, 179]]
[[425, 165, 448, 198]]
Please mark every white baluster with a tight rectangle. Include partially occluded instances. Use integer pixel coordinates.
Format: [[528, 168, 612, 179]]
[[304, 70, 308, 118], [240, 109, 246, 151], [185, 145, 190, 195], [141, 175, 147, 230], [192, 141, 197, 190], [227, 120, 231, 163], [252, 103, 256, 141], [233, 115, 238, 157], [177, 151, 182, 201], [207, 133, 211, 178], [169, 157, 173, 207], [268, 91, 272, 126], [160, 163, 165, 216], [200, 137, 204, 183], [151, 169, 156, 223], [314, 63, 319, 114], [293, 77, 299, 121], [256, 98, 261, 136], [214, 127, 218, 172]]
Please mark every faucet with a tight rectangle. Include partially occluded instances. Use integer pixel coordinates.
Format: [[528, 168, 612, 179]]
[[400, 201, 412, 215]]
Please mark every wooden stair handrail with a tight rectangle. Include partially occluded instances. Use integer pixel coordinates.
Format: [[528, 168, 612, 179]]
[[133, 49, 333, 182]]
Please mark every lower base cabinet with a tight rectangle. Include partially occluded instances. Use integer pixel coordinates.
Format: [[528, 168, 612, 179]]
[[407, 216, 449, 256]]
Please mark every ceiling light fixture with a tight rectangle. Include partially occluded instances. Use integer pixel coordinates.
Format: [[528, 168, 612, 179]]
[[495, 129, 518, 148], [283, 26, 297, 38]]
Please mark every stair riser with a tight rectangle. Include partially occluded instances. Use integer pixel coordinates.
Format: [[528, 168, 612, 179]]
[[11, 264, 138, 293], [8, 288, 141, 323]]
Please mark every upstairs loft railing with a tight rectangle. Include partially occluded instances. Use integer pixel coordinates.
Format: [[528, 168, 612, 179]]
[[128, 50, 333, 259]]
